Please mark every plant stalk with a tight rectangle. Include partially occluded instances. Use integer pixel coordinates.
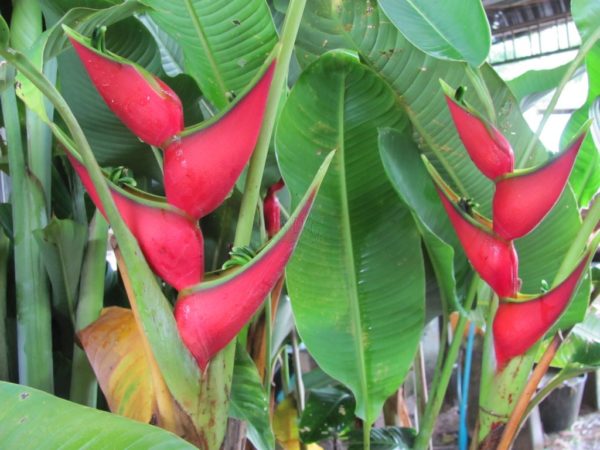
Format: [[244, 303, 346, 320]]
[[1, 72, 53, 392], [69, 212, 108, 406], [414, 275, 480, 449], [0, 228, 9, 381], [497, 335, 561, 450]]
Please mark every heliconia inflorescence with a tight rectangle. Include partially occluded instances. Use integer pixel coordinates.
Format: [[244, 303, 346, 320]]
[[264, 179, 285, 238], [441, 80, 514, 180], [426, 81, 592, 370], [174, 154, 332, 370], [492, 131, 587, 240], [163, 62, 276, 219], [64, 26, 184, 148], [493, 254, 589, 369], [67, 154, 204, 291], [423, 157, 520, 298]]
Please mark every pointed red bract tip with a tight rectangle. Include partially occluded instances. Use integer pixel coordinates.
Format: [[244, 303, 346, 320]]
[[174, 189, 315, 370], [492, 132, 586, 240], [264, 179, 285, 238], [493, 255, 589, 370], [67, 155, 203, 290], [436, 188, 520, 298], [163, 62, 276, 219], [68, 36, 183, 147], [445, 96, 514, 180]]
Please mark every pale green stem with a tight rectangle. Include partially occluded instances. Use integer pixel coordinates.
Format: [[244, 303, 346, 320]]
[[1, 74, 53, 392], [0, 229, 9, 381], [69, 212, 108, 406], [521, 27, 600, 166], [414, 275, 480, 449]]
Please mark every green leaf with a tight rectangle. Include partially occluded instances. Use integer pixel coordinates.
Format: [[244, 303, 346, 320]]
[[276, 51, 425, 424], [378, 0, 490, 67], [572, 0, 600, 42], [379, 128, 467, 316], [144, 0, 278, 109], [507, 62, 579, 111], [297, 0, 584, 308], [0, 15, 9, 49], [0, 381, 195, 449], [33, 218, 87, 322], [137, 14, 184, 77], [347, 426, 416, 450], [553, 299, 600, 368], [230, 344, 274, 450], [299, 387, 355, 443]]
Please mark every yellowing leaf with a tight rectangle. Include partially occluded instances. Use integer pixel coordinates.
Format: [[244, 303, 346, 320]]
[[79, 307, 201, 444], [273, 396, 324, 450]]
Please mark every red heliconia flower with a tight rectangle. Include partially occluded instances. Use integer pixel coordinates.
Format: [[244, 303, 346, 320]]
[[163, 61, 276, 219], [65, 26, 184, 148], [441, 80, 514, 180], [67, 154, 203, 291], [423, 157, 520, 298], [493, 254, 589, 370], [264, 179, 285, 238], [493, 130, 587, 240], [174, 153, 332, 370]]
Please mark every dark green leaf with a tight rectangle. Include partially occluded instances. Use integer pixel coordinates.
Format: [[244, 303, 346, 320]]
[[277, 51, 425, 424], [144, 0, 278, 109], [230, 344, 274, 450], [0, 13, 9, 49], [0, 381, 195, 448], [378, 0, 490, 67], [33, 218, 87, 321], [299, 387, 355, 443], [347, 426, 416, 450]]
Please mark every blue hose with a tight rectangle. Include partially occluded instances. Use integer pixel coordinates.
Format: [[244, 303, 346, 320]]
[[459, 322, 476, 450]]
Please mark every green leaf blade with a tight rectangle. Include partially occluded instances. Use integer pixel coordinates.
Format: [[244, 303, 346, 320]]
[[276, 51, 425, 425], [378, 0, 490, 67]]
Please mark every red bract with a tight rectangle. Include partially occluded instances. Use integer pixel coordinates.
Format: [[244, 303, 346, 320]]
[[163, 62, 276, 219], [423, 158, 520, 297], [264, 179, 285, 238], [174, 153, 332, 370], [493, 254, 589, 369], [493, 131, 587, 241], [64, 26, 184, 148], [67, 154, 203, 291], [441, 81, 514, 180]]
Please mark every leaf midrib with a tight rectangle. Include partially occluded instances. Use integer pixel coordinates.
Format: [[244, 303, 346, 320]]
[[184, 0, 228, 106], [336, 73, 370, 421], [330, 4, 469, 196]]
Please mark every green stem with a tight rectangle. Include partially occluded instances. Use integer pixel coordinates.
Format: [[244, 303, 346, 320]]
[[1, 71, 53, 392], [69, 212, 108, 406], [291, 329, 305, 412], [0, 228, 9, 381], [204, 0, 306, 444], [521, 26, 600, 166], [265, 293, 273, 396], [414, 275, 480, 449], [234, 0, 306, 247]]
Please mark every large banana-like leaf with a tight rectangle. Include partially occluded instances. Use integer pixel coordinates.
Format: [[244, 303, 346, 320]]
[[276, 51, 425, 424], [0, 381, 194, 449], [378, 0, 490, 67], [144, 0, 278, 110], [296, 0, 585, 304]]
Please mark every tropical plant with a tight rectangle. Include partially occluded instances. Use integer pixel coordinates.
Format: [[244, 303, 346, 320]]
[[0, 0, 599, 449]]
